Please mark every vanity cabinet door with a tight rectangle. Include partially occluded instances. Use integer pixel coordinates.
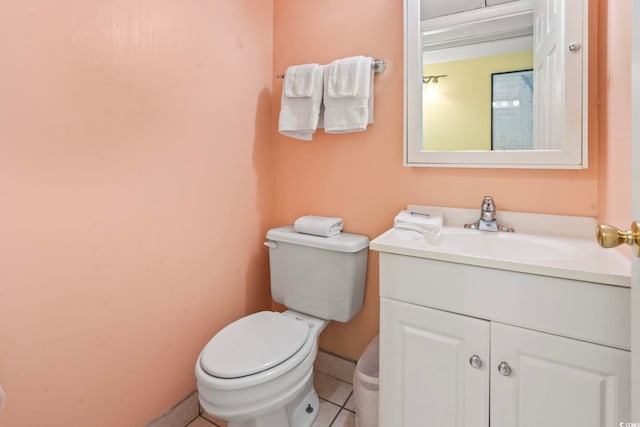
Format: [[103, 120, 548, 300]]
[[380, 298, 490, 427], [490, 322, 631, 427]]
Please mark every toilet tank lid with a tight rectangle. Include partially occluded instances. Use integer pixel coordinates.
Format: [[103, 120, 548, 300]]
[[266, 226, 369, 253]]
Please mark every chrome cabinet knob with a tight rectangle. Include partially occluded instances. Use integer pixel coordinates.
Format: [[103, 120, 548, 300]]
[[498, 361, 512, 376], [469, 354, 483, 369], [569, 42, 582, 53]]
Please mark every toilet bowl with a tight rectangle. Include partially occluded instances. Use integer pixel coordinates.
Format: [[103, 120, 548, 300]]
[[196, 311, 329, 427], [195, 225, 369, 427]]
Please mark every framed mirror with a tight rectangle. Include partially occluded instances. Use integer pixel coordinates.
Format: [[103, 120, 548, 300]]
[[404, 0, 589, 169]]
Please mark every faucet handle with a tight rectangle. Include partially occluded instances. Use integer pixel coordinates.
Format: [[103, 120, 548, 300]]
[[466, 196, 513, 232], [481, 196, 495, 212], [481, 196, 496, 223]]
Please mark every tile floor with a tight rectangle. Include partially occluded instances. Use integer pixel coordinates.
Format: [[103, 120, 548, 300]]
[[187, 369, 356, 427]]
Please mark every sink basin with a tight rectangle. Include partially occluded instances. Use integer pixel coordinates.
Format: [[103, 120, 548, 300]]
[[427, 227, 575, 262], [370, 225, 631, 286], [376, 226, 586, 262]]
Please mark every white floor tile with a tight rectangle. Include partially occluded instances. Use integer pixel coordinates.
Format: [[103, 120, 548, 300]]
[[201, 411, 227, 427], [314, 370, 353, 406], [332, 410, 356, 427], [343, 392, 356, 413], [311, 399, 341, 427], [186, 417, 217, 427]]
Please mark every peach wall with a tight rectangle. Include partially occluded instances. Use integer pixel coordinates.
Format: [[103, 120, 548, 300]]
[[0, 0, 630, 422], [598, 0, 632, 234], [272, 0, 610, 360], [0, 1, 272, 425]]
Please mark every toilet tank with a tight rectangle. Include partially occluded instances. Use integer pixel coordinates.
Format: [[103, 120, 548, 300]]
[[265, 226, 369, 323]]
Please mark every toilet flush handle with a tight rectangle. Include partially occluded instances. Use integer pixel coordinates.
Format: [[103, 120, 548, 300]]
[[264, 241, 279, 249]]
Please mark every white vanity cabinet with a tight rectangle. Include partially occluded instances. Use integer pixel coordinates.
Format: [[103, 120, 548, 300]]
[[381, 294, 630, 427], [490, 322, 630, 427], [373, 244, 631, 427], [381, 298, 490, 426]]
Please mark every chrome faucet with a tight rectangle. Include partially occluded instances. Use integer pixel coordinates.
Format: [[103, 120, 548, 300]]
[[464, 196, 514, 232]]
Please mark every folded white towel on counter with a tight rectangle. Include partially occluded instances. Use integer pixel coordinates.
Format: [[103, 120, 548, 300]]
[[294, 215, 344, 237], [278, 63, 324, 141], [393, 210, 443, 239], [323, 56, 374, 133]]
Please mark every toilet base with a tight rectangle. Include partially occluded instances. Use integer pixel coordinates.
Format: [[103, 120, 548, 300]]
[[221, 373, 318, 427]]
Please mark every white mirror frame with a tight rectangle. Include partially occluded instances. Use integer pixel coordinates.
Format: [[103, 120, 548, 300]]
[[403, 0, 589, 169]]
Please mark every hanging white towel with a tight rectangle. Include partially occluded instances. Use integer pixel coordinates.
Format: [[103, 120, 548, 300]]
[[284, 64, 317, 98], [327, 56, 369, 98], [294, 215, 344, 237], [278, 63, 324, 141], [323, 56, 374, 134]]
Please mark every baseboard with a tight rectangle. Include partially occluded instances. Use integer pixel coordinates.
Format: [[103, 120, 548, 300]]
[[314, 349, 356, 384], [146, 390, 199, 427]]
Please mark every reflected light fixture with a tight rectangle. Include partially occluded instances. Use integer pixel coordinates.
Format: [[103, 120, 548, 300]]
[[423, 74, 447, 99], [422, 74, 447, 84], [425, 84, 439, 99]]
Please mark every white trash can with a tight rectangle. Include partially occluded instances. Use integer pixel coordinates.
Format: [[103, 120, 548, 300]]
[[353, 335, 379, 427]]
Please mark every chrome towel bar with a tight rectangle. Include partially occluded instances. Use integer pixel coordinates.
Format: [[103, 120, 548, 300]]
[[276, 58, 386, 79]]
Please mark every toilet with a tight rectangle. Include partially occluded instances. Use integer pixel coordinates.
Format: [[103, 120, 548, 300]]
[[195, 225, 369, 427]]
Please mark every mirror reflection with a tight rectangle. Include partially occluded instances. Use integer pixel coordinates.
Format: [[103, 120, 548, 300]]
[[421, 1, 534, 152], [404, 0, 588, 168]]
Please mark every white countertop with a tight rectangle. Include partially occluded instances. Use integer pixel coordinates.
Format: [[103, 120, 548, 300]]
[[370, 210, 631, 288]]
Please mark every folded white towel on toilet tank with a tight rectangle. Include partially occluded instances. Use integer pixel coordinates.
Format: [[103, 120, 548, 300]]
[[294, 215, 344, 237], [393, 210, 443, 239]]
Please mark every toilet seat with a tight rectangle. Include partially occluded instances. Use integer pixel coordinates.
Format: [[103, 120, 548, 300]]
[[200, 311, 311, 380], [196, 318, 319, 422]]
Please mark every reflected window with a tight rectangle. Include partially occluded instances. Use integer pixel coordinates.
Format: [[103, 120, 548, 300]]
[[491, 69, 533, 151]]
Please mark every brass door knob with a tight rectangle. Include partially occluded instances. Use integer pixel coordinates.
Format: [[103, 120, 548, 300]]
[[596, 221, 640, 256]]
